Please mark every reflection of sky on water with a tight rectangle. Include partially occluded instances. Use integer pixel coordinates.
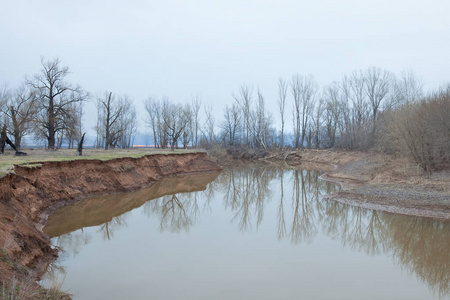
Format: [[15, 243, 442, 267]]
[[43, 165, 450, 300]]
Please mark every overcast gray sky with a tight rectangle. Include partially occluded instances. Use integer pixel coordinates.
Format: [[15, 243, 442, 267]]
[[1, 0, 449, 135]]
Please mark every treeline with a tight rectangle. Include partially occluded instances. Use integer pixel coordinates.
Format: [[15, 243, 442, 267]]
[[217, 68, 450, 172], [216, 68, 449, 172], [1, 58, 449, 172]]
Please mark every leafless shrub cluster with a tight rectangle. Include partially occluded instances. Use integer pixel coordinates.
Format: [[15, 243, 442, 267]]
[[377, 85, 450, 172]]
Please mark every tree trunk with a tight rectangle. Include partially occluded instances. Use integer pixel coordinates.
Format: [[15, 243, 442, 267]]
[[14, 131, 21, 152], [0, 125, 6, 154], [10, 106, 22, 152], [1, 125, 17, 153], [48, 97, 56, 150], [77, 133, 86, 156]]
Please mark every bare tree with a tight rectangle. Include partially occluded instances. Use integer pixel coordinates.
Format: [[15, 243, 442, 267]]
[[203, 104, 215, 146], [182, 103, 192, 149], [277, 77, 288, 148], [221, 103, 241, 147], [94, 97, 104, 148], [322, 82, 342, 147], [191, 93, 202, 148], [28, 58, 87, 150], [393, 70, 424, 106], [364, 67, 394, 137], [96, 92, 136, 149], [2, 85, 38, 150], [163, 102, 189, 150], [117, 97, 137, 148], [341, 71, 370, 149], [98, 92, 122, 149], [291, 76, 302, 148], [312, 97, 324, 149], [233, 85, 252, 147], [159, 98, 170, 148], [253, 89, 272, 150], [58, 101, 83, 149], [291, 75, 318, 149], [144, 96, 160, 148]]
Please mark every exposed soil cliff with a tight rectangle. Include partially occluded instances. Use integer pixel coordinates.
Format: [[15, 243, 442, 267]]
[[0, 152, 222, 293]]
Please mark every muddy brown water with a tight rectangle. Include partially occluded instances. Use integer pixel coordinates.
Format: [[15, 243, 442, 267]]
[[42, 165, 450, 300]]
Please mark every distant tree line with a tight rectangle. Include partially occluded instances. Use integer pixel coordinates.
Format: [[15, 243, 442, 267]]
[[93, 91, 137, 149], [215, 68, 449, 173], [143, 95, 202, 150], [1, 58, 449, 172]]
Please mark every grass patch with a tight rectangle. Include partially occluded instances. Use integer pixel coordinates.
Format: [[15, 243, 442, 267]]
[[1, 233, 70, 299], [0, 148, 202, 177], [1, 277, 71, 300]]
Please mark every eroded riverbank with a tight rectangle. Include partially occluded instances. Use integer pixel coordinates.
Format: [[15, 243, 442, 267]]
[[0, 152, 222, 297], [1, 148, 449, 298]]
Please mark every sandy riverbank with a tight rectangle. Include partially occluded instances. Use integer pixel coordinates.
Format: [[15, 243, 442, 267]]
[[276, 149, 450, 221]]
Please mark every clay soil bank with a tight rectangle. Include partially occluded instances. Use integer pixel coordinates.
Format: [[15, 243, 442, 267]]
[[0, 152, 222, 296]]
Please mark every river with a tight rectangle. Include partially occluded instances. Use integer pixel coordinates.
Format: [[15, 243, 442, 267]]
[[42, 164, 450, 300]]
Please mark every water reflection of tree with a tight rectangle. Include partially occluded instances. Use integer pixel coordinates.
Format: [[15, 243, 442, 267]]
[[277, 170, 286, 240], [217, 165, 335, 244], [98, 214, 129, 240], [142, 192, 202, 232], [322, 200, 387, 256], [160, 194, 192, 232], [220, 166, 274, 232], [322, 200, 450, 297], [384, 216, 450, 297], [290, 170, 316, 243]]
